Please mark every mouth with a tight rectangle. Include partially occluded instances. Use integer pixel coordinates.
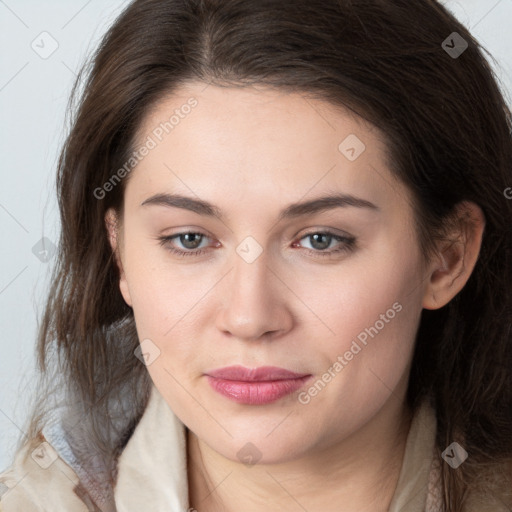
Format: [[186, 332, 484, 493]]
[[205, 365, 312, 405]]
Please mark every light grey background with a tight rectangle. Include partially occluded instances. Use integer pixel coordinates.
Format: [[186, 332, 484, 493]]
[[1, 0, 511, 471]]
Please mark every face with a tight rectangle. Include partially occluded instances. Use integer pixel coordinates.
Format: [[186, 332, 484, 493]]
[[108, 82, 429, 465]]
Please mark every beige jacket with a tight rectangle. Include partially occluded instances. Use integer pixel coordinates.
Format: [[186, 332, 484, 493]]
[[0, 383, 509, 511]]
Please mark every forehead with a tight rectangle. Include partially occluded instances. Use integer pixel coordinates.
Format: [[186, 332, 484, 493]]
[[126, 82, 408, 218], [135, 81, 383, 154]]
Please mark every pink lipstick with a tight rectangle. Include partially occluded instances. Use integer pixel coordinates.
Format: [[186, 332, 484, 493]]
[[205, 365, 312, 405]]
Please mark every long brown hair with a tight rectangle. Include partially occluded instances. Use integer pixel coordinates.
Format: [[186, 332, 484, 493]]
[[17, 0, 512, 510]]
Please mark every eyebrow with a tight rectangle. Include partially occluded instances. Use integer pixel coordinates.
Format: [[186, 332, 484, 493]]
[[140, 192, 379, 222]]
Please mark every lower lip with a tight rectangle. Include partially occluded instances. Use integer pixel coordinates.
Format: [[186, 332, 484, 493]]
[[206, 375, 312, 405]]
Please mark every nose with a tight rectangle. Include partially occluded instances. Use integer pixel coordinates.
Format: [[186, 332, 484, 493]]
[[214, 244, 294, 341]]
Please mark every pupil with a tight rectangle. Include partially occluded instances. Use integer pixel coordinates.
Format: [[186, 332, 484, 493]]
[[311, 233, 330, 250], [182, 233, 201, 249], [179, 233, 333, 251]]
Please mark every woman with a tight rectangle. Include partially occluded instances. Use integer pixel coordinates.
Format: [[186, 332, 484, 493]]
[[1, 0, 511, 510]]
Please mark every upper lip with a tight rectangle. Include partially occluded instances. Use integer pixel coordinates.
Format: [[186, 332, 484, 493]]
[[205, 365, 310, 381]]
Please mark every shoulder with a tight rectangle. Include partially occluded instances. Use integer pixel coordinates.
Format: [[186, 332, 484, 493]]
[[0, 432, 93, 512], [465, 458, 512, 512], [428, 455, 512, 512]]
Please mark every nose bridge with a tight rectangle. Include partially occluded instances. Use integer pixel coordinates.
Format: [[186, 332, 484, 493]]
[[216, 235, 289, 339], [229, 236, 273, 308]]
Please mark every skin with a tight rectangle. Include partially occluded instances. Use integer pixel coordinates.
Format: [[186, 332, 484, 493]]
[[106, 82, 485, 511]]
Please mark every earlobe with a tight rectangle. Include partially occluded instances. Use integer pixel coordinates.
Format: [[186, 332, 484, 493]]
[[422, 201, 485, 310], [104, 208, 133, 307]]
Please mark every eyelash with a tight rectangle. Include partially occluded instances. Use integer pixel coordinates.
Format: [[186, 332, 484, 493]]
[[156, 230, 356, 259]]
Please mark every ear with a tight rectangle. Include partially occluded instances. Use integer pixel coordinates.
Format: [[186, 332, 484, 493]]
[[105, 208, 132, 307], [422, 201, 485, 310]]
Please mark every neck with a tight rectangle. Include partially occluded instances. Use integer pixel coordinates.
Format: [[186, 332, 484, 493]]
[[187, 396, 413, 512]]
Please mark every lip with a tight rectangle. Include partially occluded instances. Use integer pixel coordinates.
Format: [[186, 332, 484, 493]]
[[206, 365, 309, 381], [205, 365, 312, 405]]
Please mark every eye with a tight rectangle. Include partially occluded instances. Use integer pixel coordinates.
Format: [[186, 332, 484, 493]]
[[293, 231, 356, 258], [156, 229, 356, 259], [157, 231, 212, 257]]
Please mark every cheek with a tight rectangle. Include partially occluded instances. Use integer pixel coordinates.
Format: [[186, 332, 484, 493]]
[[122, 238, 207, 335], [301, 250, 424, 413], [307, 246, 421, 351]]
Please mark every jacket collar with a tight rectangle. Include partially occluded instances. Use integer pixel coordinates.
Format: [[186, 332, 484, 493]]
[[113, 384, 189, 511], [112, 383, 439, 512], [41, 400, 119, 512]]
